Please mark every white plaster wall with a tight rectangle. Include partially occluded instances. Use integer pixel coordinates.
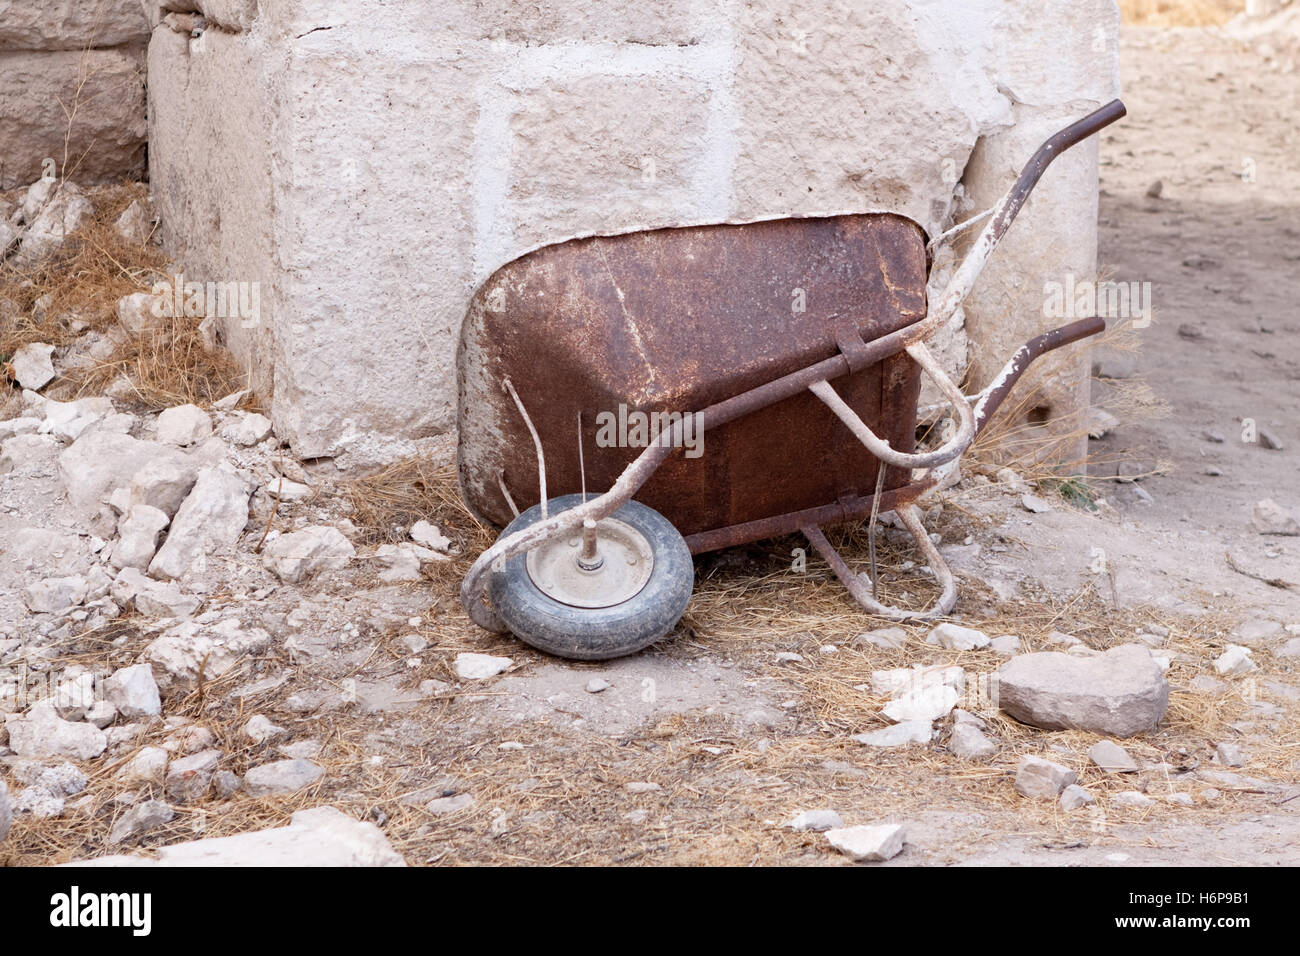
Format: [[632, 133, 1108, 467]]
[[147, 0, 1121, 463]]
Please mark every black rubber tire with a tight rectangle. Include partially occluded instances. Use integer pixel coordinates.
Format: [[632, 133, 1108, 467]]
[[487, 494, 694, 660]]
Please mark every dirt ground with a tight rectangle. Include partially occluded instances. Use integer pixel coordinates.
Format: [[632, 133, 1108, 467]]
[[3, 23, 1299, 867]]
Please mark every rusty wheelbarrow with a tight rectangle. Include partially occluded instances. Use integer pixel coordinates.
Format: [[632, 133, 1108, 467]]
[[456, 100, 1126, 660]]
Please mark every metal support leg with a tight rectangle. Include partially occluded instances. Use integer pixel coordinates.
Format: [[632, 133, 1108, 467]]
[[802, 502, 957, 621]]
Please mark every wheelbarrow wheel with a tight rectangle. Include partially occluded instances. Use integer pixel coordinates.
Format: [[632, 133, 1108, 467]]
[[487, 494, 694, 660]]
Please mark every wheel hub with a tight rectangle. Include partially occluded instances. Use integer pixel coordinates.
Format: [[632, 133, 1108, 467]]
[[525, 517, 655, 608]]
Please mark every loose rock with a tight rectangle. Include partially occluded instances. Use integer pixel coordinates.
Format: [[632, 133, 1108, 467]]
[[409, 519, 452, 552], [244, 759, 324, 796], [1089, 740, 1139, 773], [1014, 755, 1077, 798], [108, 799, 174, 845], [1251, 499, 1299, 536], [5, 701, 107, 760], [926, 622, 990, 650], [10, 342, 56, 390], [785, 809, 844, 832], [117, 746, 169, 787], [1214, 742, 1245, 767], [149, 466, 251, 579], [1059, 784, 1096, 810], [164, 749, 221, 802], [222, 411, 274, 446], [1111, 790, 1154, 809], [109, 504, 170, 571], [853, 720, 932, 748], [262, 525, 356, 584], [948, 723, 997, 758], [988, 634, 1022, 657], [245, 714, 287, 744], [104, 663, 162, 719], [454, 653, 512, 680], [0, 781, 10, 843], [1213, 644, 1257, 676], [824, 823, 905, 862], [996, 644, 1169, 737], [156, 404, 212, 446]]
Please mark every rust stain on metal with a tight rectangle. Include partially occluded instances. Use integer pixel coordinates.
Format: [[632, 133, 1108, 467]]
[[458, 213, 929, 542]]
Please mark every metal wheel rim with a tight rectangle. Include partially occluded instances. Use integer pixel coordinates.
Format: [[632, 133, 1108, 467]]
[[525, 516, 655, 608]]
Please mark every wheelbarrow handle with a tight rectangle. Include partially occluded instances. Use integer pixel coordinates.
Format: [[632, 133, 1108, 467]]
[[992, 99, 1127, 237]]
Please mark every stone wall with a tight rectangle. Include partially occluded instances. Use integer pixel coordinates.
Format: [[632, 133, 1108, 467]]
[[0, 1, 149, 189], [146, 0, 1121, 465]]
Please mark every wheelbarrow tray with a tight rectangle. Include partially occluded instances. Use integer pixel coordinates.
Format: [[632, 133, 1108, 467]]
[[458, 213, 929, 546]]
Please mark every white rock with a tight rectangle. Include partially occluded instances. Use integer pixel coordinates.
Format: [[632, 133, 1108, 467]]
[[1213, 645, 1257, 676], [262, 525, 356, 583], [1020, 493, 1053, 513], [996, 645, 1169, 737], [108, 799, 174, 845], [1088, 739, 1139, 773], [948, 723, 997, 758], [245, 715, 287, 744], [374, 543, 422, 582], [109, 504, 169, 571], [454, 653, 513, 680], [1165, 793, 1194, 807], [104, 664, 162, 719], [1252, 499, 1300, 536], [164, 749, 221, 802], [5, 700, 107, 760], [115, 292, 166, 336], [1278, 638, 1300, 659], [10, 342, 56, 390], [125, 456, 199, 518], [926, 622, 990, 650], [853, 720, 932, 748], [15, 787, 64, 819], [13, 182, 94, 265], [22, 574, 88, 614], [85, 700, 118, 728], [222, 411, 274, 446], [69, 806, 405, 866], [425, 793, 475, 814], [852, 627, 908, 650], [870, 665, 964, 697], [988, 634, 1022, 657], [0, 416, 41, 441], [399, 634, 428, 655], [1014, 755, 1077, 798], [775, 652, 804, 664], [110, 567, 201, 618], [58, 430, 192, 520], [117, 746, 169, 787], [13, 761, 88, 797], [149, 466, 251, 579], [244, 759, 324, 796], [784, 809, 843, 832], [1214, 742, 1245, 768], [881, 683, 958, 724], [156, 404, 212, 446], [145, 618, 272, 691], [1111, 790, 1154, 809], [0, 780, 10, 843], [824, 823, 905, 862], [114, 199, 154, 245], [1059, 784, 1096, 810], [409, 519, 452, 552], [262, 475, 312, 502], [585, 678, 610, 694]]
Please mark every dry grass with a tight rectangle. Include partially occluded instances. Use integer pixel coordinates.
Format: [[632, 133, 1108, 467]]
[[341, 453, 493, 549], [1, 181, 259, 411], [1120, 0, 1244, 26], [74, 312, 257, 411], [0, 182, 163, 358]]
